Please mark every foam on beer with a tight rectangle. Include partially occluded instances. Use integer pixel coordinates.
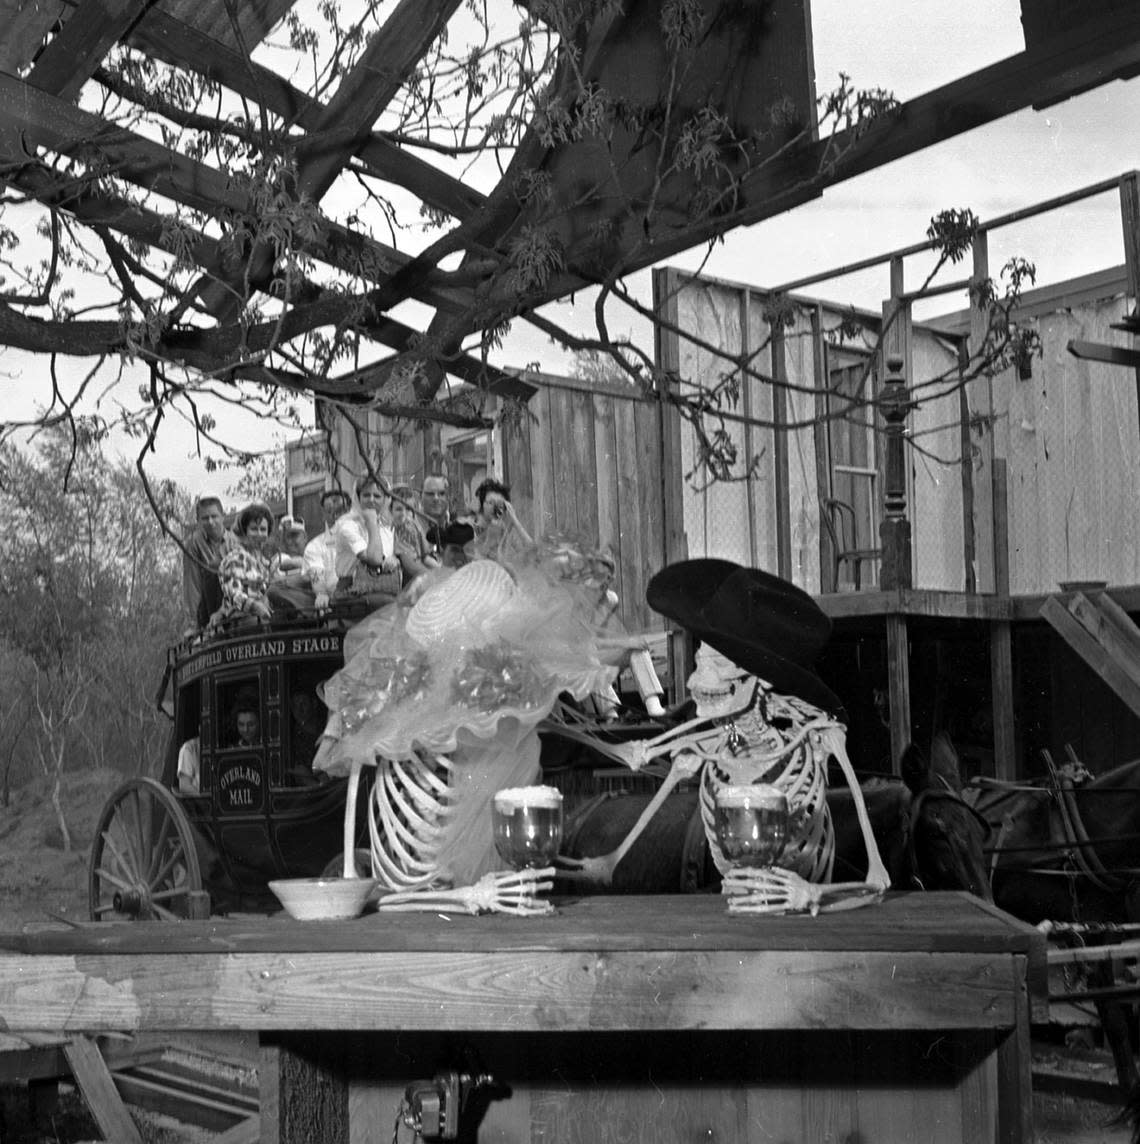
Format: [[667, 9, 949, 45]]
[[715, 783, 785, 808], [494, 785, 563, 810]]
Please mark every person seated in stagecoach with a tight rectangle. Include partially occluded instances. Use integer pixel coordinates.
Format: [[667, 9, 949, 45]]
[[214, 501, 276, 627], [287, 685, 330, 785], [332, 475, 424, 611], [182, 494, 239, 632], [390, 483, 439, 585], [304, 488, 349, 609], [276, 517, 309, 573], [472, 477, 532, 557], [230, 698, 261, 749]]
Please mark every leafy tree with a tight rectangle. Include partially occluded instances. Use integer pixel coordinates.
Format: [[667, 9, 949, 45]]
[[0, 0, 918, 504], [0, 431, 184, 801]]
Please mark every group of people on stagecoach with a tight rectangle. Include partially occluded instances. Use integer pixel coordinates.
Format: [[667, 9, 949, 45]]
[[182, 473, 531, 633]]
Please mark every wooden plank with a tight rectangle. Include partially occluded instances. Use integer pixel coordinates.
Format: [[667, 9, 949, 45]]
[[62, 1035, 144, 1144], [159, 0, 292, 55], [299, 0, 462, 197], [1093, 592, 1140, 662], [636, 396, 667, 629], [0, 896, 1039, 958], [0, 949, 1028, 1034], [614, 395, 647, 633], [1068, 338, 1140, 367], [528, 386, 556, 540], [1040, 596, 1140, 719], [26, 0, 152, 102], [569, 387, 599, 542], [593, 391, 621, 558], [1066, 591, 1140, 686], [546, 388, 579, 536]]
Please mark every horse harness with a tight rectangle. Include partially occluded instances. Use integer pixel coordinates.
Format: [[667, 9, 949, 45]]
[[975, 755, 1140, 898]]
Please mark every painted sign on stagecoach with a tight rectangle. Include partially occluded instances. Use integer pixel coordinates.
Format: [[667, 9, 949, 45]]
[[176, 631, 345, 686], [217, 758, 264, 813]]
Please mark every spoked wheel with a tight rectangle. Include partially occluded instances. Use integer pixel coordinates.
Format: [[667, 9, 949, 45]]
[[89, 778, 204, 921]]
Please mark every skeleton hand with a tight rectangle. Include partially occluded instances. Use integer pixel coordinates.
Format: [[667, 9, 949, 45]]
[[375, 868, 556, 916], [722, 867, 887, 917]]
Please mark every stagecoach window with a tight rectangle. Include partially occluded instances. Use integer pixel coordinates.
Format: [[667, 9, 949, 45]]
[[217, 676, 263, 750], [284, 664, 332, 787]]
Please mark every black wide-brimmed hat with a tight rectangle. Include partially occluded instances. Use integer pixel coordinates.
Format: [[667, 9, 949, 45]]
[[646, 558, 842, 716]]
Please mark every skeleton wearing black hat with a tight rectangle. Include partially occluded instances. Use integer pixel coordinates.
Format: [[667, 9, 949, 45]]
[[556, 559, 890, 915]]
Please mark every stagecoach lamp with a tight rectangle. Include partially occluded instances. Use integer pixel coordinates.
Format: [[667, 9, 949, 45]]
[[714, 784, 790, 869]]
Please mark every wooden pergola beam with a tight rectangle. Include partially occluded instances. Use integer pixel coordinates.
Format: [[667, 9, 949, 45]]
[[0, 72, 473, 317], [195, 0, 464, 317], [126, 10, 483, 222], [24, 0, 152, 102], [569, 6, 1140, 281]]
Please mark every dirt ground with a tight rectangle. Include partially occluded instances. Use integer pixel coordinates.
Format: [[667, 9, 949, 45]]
[[0, 768, 124, 931]]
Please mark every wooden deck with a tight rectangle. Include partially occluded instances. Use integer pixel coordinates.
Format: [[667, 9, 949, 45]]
[[0, 892, 1044, 1143]]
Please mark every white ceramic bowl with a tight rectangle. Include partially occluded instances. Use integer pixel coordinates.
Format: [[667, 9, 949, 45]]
[[268, 876, 377, 920]]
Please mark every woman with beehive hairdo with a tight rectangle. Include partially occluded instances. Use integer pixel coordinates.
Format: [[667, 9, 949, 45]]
[[214, 501, 276, 625]]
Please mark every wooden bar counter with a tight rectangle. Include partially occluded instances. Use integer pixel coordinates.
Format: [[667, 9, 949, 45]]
[[0, 892, 1044, 1144]]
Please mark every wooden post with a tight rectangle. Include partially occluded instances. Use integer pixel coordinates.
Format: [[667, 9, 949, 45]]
[[990, 458, 1016, 779], [1118, 171, 1140, 437], [261, 1035, 348, 1144], [886, 614, 912, 771], [879, 258, 912, 590], [653, 266, 692, 703], [811, 304, 835, 592], [969, 232, 995, 594], [741, 288, 758, 566], [772, 316, 793, 579]]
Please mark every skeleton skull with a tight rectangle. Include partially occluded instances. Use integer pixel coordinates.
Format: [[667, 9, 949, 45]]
[[687, 644, 758, 720]]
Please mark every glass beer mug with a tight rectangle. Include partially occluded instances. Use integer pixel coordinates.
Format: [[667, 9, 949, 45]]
[[492, 786, 564, 870], [713, 783, 790, 868]]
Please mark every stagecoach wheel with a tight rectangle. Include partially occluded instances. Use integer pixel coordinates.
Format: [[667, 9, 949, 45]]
[[89, 778, 203, 921]]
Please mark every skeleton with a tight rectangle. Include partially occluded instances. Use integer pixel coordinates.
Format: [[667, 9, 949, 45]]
[[555, 644, 890, 915], [337, 730, 558, 916]]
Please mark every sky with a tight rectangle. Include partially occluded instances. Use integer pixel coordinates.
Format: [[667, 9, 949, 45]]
[[2, 0, 1137, 495]]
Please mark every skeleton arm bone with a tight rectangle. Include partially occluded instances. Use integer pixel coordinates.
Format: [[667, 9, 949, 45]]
[[556, 750, 707, 885]]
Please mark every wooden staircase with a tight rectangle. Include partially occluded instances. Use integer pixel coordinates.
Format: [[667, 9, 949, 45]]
[[1040, 589, 1140, 718]]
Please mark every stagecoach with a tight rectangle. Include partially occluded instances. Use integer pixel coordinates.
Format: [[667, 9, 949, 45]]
[[88, 613, 372, 921]]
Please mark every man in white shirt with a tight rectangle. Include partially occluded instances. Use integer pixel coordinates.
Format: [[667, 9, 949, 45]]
[[303, 488, 350, 608]]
